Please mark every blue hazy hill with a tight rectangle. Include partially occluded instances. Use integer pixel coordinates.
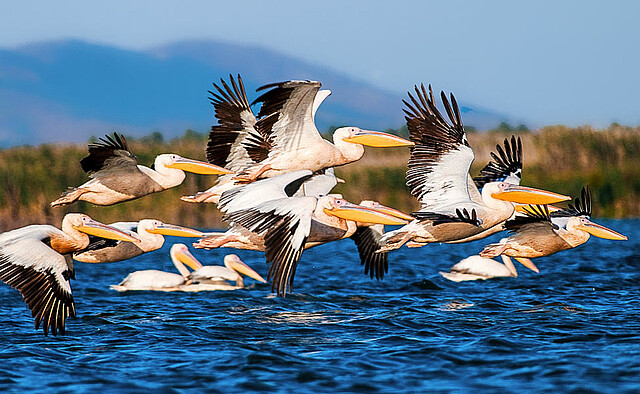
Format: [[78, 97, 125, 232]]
[[0, 39, 508, 146]]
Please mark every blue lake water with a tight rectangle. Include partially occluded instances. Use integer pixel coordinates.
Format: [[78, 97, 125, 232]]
[[1, 219, 639, 393]]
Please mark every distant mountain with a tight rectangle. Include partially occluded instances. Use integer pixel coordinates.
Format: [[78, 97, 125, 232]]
[[0, 39, 510, 146]]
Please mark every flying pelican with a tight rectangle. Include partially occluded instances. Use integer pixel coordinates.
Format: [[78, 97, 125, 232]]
[[0, 214, 140, 335], [480, 186, 627, 264], [110, 244, 265, 291], [73, 219, 204, 263], [197, 76, 413, 186], [439, 254, 538, 282], [197, 170, 411, 295], [192, 176, 411, 253], [192, 182, 409, 282], [181, 75, 371, 203], [377, 85, 570, 252], [51, 132, 233, 207], [234, 79, 414, 182], [192, 198, 409, 253]]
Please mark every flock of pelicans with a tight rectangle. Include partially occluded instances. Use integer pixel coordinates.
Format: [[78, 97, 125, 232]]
[[0, 75, 628, 336]]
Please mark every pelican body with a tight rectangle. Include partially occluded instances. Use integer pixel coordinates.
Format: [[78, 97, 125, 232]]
[[74, 219, 203, 263], [377, 85, 570, 252], [440, 255, 538, 282], [230, 79, 414, 182], [182, 76, 412, 204], [51, 133, 232, 207], [480, 187, 627, 265], [0, 214, 139, 335], [111, 244, 265, 292]]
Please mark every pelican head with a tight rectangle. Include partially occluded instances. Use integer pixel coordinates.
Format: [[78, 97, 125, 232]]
[[569, 217, 628, 240], [322, 197, 411, 225], [155, 154, 234, 175], [486, 182, 571, 205], [170, 243, 204, 278], [223, 254, 267, 283], [337, 127, 414, 148], [65, 214, 141, 243], [142, 220, 205, 238]]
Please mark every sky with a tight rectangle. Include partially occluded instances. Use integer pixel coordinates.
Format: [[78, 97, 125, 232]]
[[2, 0, 639, 127]]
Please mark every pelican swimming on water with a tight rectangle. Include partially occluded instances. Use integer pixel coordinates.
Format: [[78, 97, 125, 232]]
[[377, 85, 570, 252], [196, 170, 411, 295], [0, 214, 140, 335], [74, 219, 204, 263], [187, 251, 266, 289], [439, 254, 538, 282], [51, 132, 233, 207], [111, 243, 265, 291], [480, 186, 627, 264]]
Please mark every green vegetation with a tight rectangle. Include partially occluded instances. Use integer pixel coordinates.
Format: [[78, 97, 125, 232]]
[[488, 121, 529, 133], [1, 125, 638, 231]]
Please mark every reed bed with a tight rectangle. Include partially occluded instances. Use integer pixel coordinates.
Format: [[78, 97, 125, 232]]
[[1, 125, 638, 231]]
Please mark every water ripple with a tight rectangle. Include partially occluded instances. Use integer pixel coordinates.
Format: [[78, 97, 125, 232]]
[[0, 220, 639, 392]]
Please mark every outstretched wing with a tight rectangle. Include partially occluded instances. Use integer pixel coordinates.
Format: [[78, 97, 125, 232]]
[[350, 225, 388, 280], [551, 185, 591, 218], [219, 170, 313, 214], [293, 168, 339, 198], [80, 133, 138, 176], [206, 74, 271, 172], [505, 204, 557, 232], [252, 80, 326, 154], [474, 135, 523, 189], [0, 227, 75, 336], [404, 84, 474, 211], [413, 207, 482, 227], [223, 197, 316, 296]]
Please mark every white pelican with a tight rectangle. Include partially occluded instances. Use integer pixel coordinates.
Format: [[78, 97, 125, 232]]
[[188, 251, 266, 289], [439, 255, 538, 282], [0, 214, 140, 335], [197, 170, 411, 295], [377, 85, 570, 252], [73, 219, 204, 263], [233, 79, 414, 182], [110, 243, 265, 291], [481, 186, 627, 264], [181, 76, 347, 204], [51, 132, 233, 207]]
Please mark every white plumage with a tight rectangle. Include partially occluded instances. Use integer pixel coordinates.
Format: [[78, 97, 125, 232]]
[[440, 255, 518, 282]]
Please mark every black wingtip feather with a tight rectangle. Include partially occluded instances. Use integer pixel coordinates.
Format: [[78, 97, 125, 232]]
[[80, 132, 135, 174], [0, 256, 75, 336], [506, 204, 556, 232], [551, 185, 592, 218], [351, 227, 389, 280], [473, 135, 523, 189]]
